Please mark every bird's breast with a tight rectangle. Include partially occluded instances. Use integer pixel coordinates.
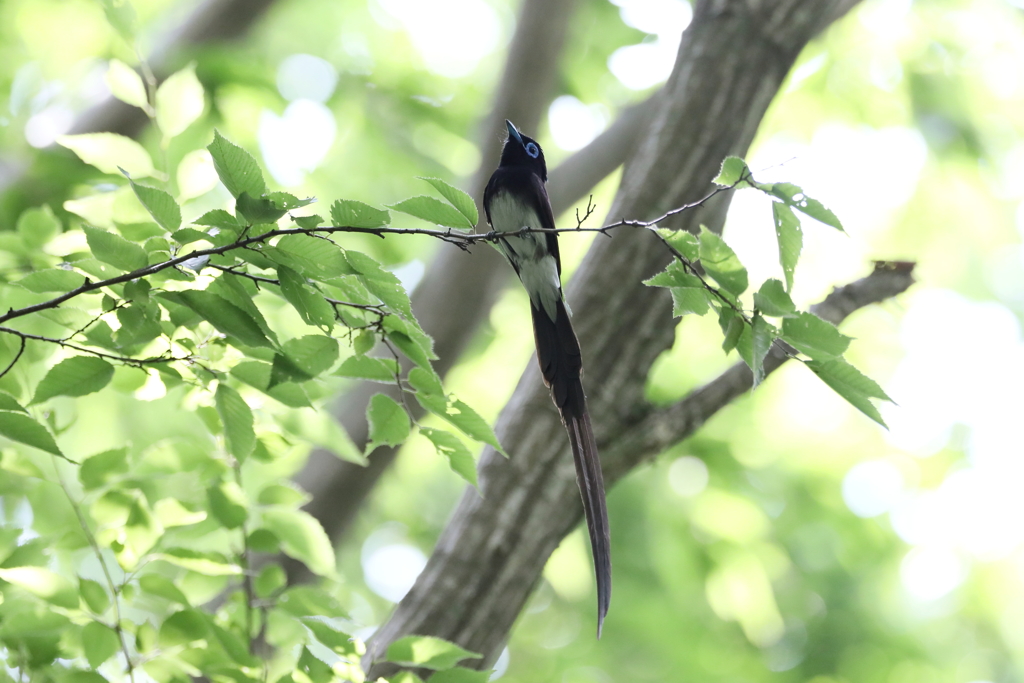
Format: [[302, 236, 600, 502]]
[[488, 191, 547, 260]]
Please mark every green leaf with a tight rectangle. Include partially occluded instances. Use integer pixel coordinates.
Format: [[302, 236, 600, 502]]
[[698, 227, 748, 296], [57, 133, 154, 177], [215, 384, 256, 461], [330, 199, 390, 228], [159, 609, 208, 647], [269, 192, 316, 211], [283, 336, 339, 377], [100, 0, 137, 42], [655, 229, 699, 261], [430, 669, 492, 683], [31, 356, 114, 404], [670, 287, 711, 316], [0, 567, 79, 608], [388, 196, 472, 229], [79, 578, 109, 613], [270, 234, 354, 280], [642, 261, 702, 289], [302, 618, 361, 657], [262, 508, 336, 576], [257, 483, 310, 507], [171, 228, 209, 244], [153, 548, 241, 575], [753, 278, 796, 317], [386, 635, 482, 670], [419, 177, 478, 226], [194, 208, 242, 231], [278, 409, 364, 463], [346, 250, 414, 319], [17, 205, 61, 249], [410, 369, 504, 455], [153, 497, 206, 527], [766, 182, 843, 231], [421, 427, 477, 487], [772, 203, 803, 292], [781, 312, 851, 360], [713, 156, 751, 187], [718, 307, 744, 354], [277, 266, 335, 331], [84, 225, 148, 272], [748, 314, 775, 387], [79, 447, 129, 490], [806, 357, 892, 427], [208, 130, 267, 199], [382, 316, 436, 367], [122, 174, 181, 232], [0, 392, 27, 413], [207, 480, 249, 529], [138, 574, 190, 605], [155, 63, 204, 138], [17, 268, 85, 294], [82, 622, 120, 668], [237, 192, 287, 225], [293, 214, 324, 228], [163, 290, 273, 348], [105, 58, 147, 108], [254, 564, 286, 598], [366, 393, 411, 451], [335, 355, 398, 382]]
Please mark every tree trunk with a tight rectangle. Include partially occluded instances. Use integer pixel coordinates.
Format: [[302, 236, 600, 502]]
[[365, 0, 864, 673]]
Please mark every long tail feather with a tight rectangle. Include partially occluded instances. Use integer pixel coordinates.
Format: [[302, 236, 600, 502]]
[[531, 299, 612, 637]]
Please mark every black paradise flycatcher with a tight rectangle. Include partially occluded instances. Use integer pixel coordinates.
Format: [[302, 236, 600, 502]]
[[483, 119, 611, 637]]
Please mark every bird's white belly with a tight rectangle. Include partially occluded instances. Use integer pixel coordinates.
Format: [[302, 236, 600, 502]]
[[489, 192, 562, 318]]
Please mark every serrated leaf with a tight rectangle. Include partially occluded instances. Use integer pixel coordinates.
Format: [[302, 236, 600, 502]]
[[642, 261, 702, 289], [194, 209, 241, 230], [713, 156, 751, 187], [262, 508, 336, 576], [57, 133, 154, 177], [155, 63, 204, 138], [82, 622, 120, 668], [237, 192, 286, 225], [269, 192, 315, 211], [409, 369, 504, 455], [278, 408, 364, 463], [766, 182, 843, 231], [32, 357, 114, 404], [718, 307, 744, 354], [386, 635, 481, 671], [79, 447, 129, 490], [84, 225, 148, 272], [806, 357, 891, 426], [283, 335, 338, 377], [655, 229, 699, 261], [346, 250, 414, 319], [215, 384, 255, 461], [335, 355, 398, 382], [293, 214, 324, 228], [17, 269, 85, 294], [0, 392, 27, 413], [753, 278, 796, 316], [17, 205, 61, 249], [698, 227, 748, 296], [163, 290, 273, 348], [270, 234, 353, 280], [0, 567, 78, 608], [122, 174, 180, 232], [277, 266, 335, 331], [781, 312, 851, 360], [207, 480, 248, 529], [772, 203, 802, 292], [670, 287, 710, 316], [330, 199, 390, 228], [208, 130, 266, 199], [366, 393, 410, 451], [388, 196, 472, 229], [421, 427, 477, 487], [419, 177, 478, 226], [171, 228, 208, 245], [302, 618, 361, 657], [105, 59, 147, 109], [382, 316, 436, 367], [153, 548, 241, 575]]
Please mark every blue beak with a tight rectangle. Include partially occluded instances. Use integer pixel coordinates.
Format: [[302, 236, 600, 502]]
[[505, 119, 524, 145]]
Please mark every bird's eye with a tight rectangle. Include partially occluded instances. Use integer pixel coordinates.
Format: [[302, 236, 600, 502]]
[[525, 142, 540, 158]]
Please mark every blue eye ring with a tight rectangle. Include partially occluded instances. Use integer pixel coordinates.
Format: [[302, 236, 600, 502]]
[[525, 142, 540, 158]]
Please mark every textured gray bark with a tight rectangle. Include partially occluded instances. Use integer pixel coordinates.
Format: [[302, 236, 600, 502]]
[[364, 0, 867, 673]]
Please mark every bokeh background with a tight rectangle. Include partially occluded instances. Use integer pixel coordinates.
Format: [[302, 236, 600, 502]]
[[2, 0, 1024, 681]]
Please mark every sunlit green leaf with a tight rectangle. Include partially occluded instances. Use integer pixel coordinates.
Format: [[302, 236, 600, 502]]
[[330, 199, 390, 228], [122, 174, 181, 232], [753, 278, 796, 317], [430, 669, 491, 683], [153, 548, 241, 575], [237, 192, 286, 225], [17, 205, 61, 249], [162, 290, 273, 348], [335, 355, 398, 382], [670, 287, 711, 316], [772, 203, 802, 292], [642, 261, 702, 289], [389, 195, 472, 229], [17, 268, 85, 294], [277, 265, 335, 331], [421, 427, 477, 487], [0, 392, 27, 413], [57, 133, 154, 177], [31, 356, 114, 405], [346, 250, 414, 319], [79, 578, 109, 614], [806, 357, 892, 427], [100, 0, 137, 42], [781, 312, 850, 360], [138, 574, 190, 605], [385, 635, 481, 670], [159, 609, 208, 647], [215, 383, 256, 461], [713, 156, 751, 187], [767, 182, 844, 231], [718, 307, 744, 354], [419, 176, 478, 226], [655, 229, 699, 261], [0, 567, 79, 608], [105, 59, 147, 108], [208, 130, 267, 199], [698, 227, 748, 297], [84, 225, 148, 272], [82, 622, 120, 668], [283, 335, 338, 377], [366, 393, 411, 451], [748, 314, 775, 387], [262, 508, 336, 576], [79, 447, 129, 490], [155, 63, 205, 138], [207, 480, 249, 529]]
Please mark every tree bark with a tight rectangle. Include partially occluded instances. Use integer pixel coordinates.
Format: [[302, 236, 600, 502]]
[[365, 0, 866, 673]]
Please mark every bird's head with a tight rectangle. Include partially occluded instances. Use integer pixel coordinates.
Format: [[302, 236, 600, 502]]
[[499, 119, 547, 181]]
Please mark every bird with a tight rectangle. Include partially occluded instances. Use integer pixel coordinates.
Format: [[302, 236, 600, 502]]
[[483, 119, 611, 637]]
